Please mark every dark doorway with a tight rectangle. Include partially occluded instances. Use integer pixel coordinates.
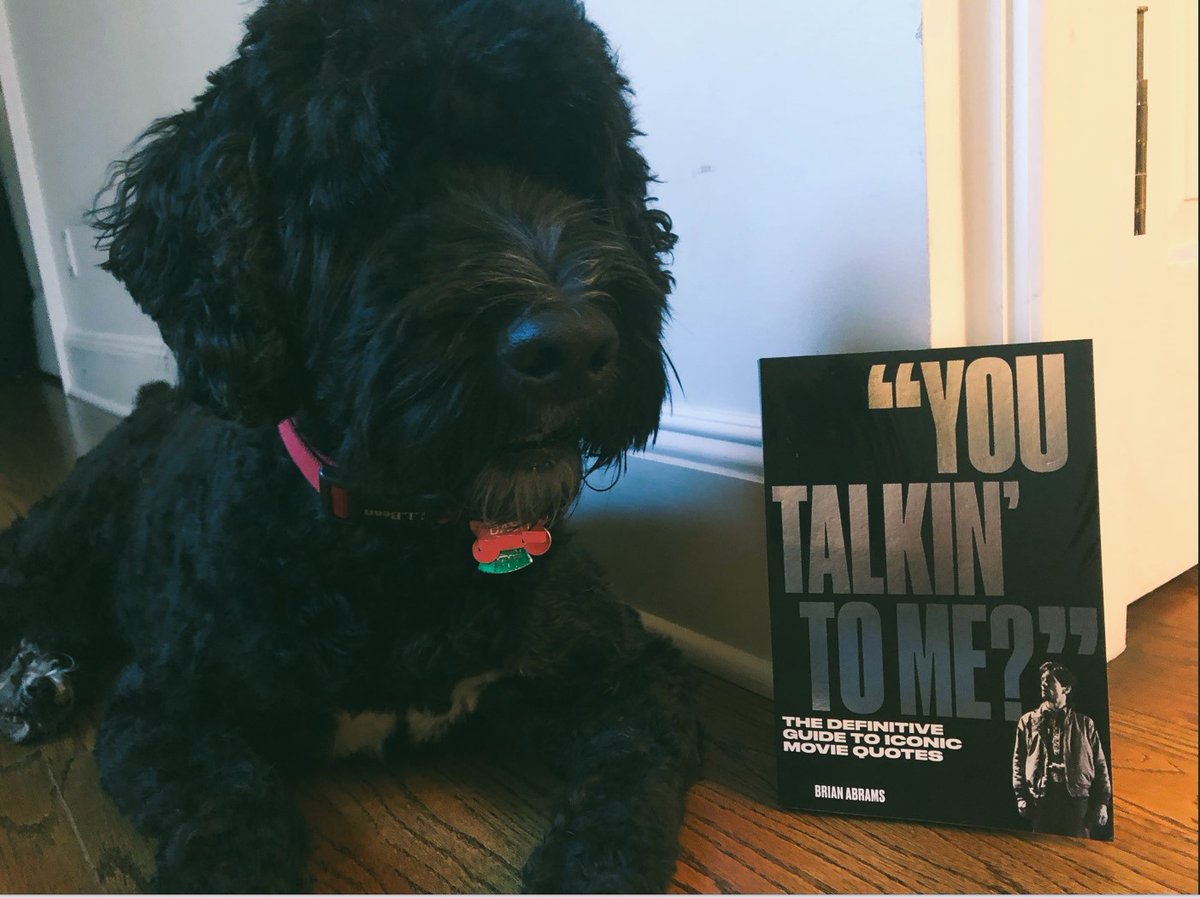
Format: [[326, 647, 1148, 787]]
[[0, 176, 35, 383]]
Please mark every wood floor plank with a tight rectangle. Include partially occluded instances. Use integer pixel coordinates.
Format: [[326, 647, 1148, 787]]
[[0, 740, 100, 893], [39, 722, 156, 893], [302, 753, 553, 893], [0, 380, 120, 529]]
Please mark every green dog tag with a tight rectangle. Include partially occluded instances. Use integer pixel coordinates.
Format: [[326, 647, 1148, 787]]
[[478, 547, 533, 574]]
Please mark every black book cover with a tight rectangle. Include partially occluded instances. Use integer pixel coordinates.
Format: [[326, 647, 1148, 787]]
[[759, 340, 1114, 839]]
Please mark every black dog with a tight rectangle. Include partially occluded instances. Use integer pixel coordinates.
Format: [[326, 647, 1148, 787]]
[[0, 0, 700, 891]]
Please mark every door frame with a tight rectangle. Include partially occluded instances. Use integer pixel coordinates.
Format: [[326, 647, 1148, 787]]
[[0, 1, 73, 386], [922, 0, 1044, 350]]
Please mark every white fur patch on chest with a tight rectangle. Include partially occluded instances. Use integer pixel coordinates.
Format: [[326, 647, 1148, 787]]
[[406, 670, 502, 744], [332, 710, 399, 758]]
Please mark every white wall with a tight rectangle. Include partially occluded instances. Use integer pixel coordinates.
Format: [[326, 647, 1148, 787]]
[[585, 0, 931, 416], [576, 0, 930, 691]]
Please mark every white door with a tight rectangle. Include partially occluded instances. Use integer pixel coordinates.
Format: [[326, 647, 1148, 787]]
[[924, 0, 1199, 657]]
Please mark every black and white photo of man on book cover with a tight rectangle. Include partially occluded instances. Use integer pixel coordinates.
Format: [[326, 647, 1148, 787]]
[[1012, 661, 1113, 838]]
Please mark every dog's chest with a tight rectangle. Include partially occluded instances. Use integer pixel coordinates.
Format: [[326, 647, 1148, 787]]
[[331, 669, 503, 758], [303, 544, 526, 758]]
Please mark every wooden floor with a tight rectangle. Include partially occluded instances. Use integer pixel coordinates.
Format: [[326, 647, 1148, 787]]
[[1, 379, 1197, 894]]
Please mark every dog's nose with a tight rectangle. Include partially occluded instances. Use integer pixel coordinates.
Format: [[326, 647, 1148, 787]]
[[500, 308, 619, 396]]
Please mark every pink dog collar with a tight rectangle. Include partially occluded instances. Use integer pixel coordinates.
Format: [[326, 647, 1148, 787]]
[[277, 418, 432, 523], [278, 419, 550, 573]]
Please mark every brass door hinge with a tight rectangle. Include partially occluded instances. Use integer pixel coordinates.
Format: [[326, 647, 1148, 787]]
[[1134, 6, 1149, 235]]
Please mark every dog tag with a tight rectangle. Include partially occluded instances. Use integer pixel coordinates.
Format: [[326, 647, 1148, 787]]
[[469, 520, 551, 572], [478, 547, 533, 574]]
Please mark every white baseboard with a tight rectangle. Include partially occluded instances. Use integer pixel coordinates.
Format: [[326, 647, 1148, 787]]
[[30, 290, 61, 377], [585, 402, 774, 696], [642, 404, 764, 483], [639, 609, 773, 699], [62, 329, 175, 417]]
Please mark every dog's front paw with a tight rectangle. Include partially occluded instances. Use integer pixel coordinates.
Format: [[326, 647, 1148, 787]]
[[0, 640, 76, 743], [521, 813, 677, 895], [153, 800, 311, 894]]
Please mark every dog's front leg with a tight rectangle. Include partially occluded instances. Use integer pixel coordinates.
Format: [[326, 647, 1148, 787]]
[[94, 664, 312, 894], [488, 596, 702, 894]]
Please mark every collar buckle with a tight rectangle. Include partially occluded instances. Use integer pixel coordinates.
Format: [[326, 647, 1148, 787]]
[[318, 465, 356, 520]]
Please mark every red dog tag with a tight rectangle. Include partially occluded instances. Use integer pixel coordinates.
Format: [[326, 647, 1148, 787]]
[[470, 520, 552, 568]]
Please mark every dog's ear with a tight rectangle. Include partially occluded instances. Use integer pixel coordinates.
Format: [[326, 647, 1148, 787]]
[[93, 69, 298, 424]]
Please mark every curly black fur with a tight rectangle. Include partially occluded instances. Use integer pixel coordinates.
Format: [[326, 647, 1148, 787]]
[[0, 0, 700, 892]]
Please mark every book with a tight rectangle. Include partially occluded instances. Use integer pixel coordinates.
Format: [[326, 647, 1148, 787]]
[[759, 340, 1114, 839]]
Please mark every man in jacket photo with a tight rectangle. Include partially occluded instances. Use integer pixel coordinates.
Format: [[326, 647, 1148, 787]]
[[1013, 661, 1113, 838]]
